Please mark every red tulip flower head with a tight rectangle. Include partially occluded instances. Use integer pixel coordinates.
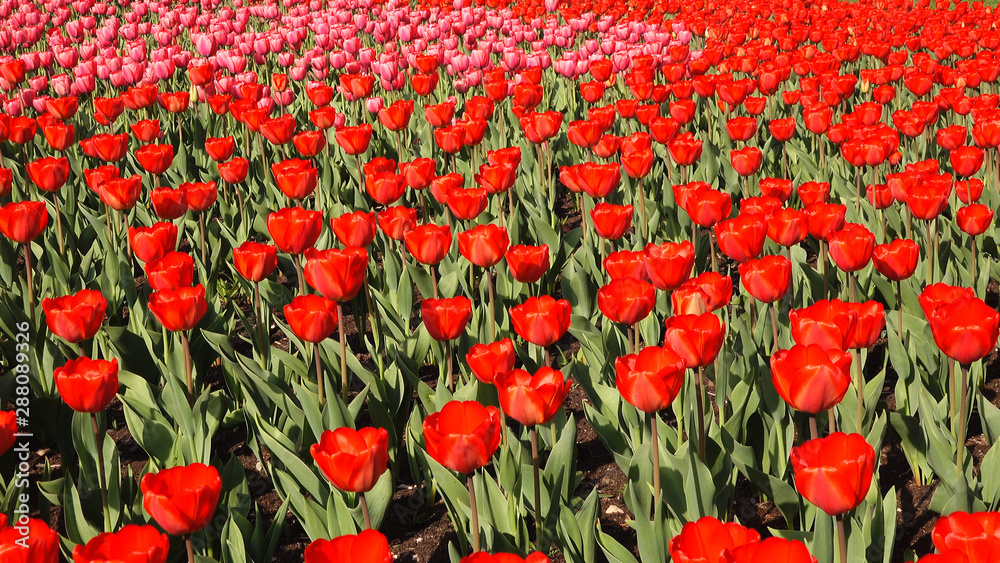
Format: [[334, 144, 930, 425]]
[[267, 207, 323, 255], [644, 241, 695, 291], [494, 367, 571, 426], [506, 244, 550, 284], [304, 247, 368, 302], [872, 239, 920, 281], [129, 223, 178, 264], [311, 427, 390, 493], [931, 512, 1000, 562], [510, 296, 572, 347], [460, 553, 550, 563], [72, 524, 170, 563], [615, 345, 688, 413], [404, 224, 452, 265], [423, 400, 502, 474], [466, 338, 516, 384], [42, 289, 107, 344], [828, 223, 875, 272], [789, 300, 857, 350], [422, 296, 473, 341], [664, 313, 726, 368], [730, 537, 818, 563], [458, 224, 510, 268], [140, 463, 223, 536], [304, 530, 393, 563], [597, 277, 656, 326], [54, 357, 119, 414], [331, 211, 378, 248], [0, 518, 60, 563], [669, 517, 761, 563], [925, 296, 1000, 365], [149, 285, 208, 332], [232, 241, 279, 283], [790, 432, 875, 516], [284, 295, 339, 343], [770, 345, 852, 414], [715, 214, 767, 263], [739, 255, 792, 304]]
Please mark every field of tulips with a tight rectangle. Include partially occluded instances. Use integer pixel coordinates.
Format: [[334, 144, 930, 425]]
[[5, 0, 1000, 561]]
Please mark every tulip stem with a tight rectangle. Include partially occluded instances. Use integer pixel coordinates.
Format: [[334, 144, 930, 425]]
[[637, 178, 647, 242], [856, 350, 865, 434], [971, 237, 977, 286], [708, 231, 718, 273], [51, 192, 65, 255], [770, 303, 780, 353], [949, 359, 957, 442], [809, 416, 819, 440], [467, 475, 480, 553], [431, 265, 439, 298], [186, 536, 196, 563], [695, 366, 706, 463], [837, 517, 847, 563], [314, 342, 324, 408], [360, 494, 371, 530], [338, 303, 348, 402], [896, 280, 904, 342], [181, 331, 194, 401], [820, 241, 828, 300], [650, 413, 661, 520], [849, 272, 856, 303], [254, 281, 267, 369], [199, 212, 207, 268], [958, 363, 970, 477], [446, 339, 454, 392], [487, 270, 496, 342], [294, 255, 306, 295], [530, 426, 543, 548], [91, 413, 111, 533], [355, 154, 363, 197], [926, 221, 934, 283], [23, 244, 34, 311]]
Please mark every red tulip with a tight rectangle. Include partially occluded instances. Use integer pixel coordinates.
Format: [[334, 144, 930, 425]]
[[135, 144, 174, 176], [644, 241, 695, 291], [676, 272, 733, 312], [26, 157, 70, 192], [919, 283, 975, 319], [335, 124, 373, 155], [466, 338, 516, 384], [603, 250, 647, 281], [715, 214, 767, 263], [872, 240, 919, 281], [303, 246, 368, 302], [669, 517, 761, 563], [769, 118, 797, 142], [400, 158, 437, 190], [100, 175, 143, 211], [284, 295, 339, 343], [42, 289, 107, 344], [423, 400, 502, 474], [510, 296, 572, 347], [789, 299, 857, 350], [267, 207, 323, 255], [218, 158, 249, 184], [621, 148, 654, 179], [956, 179, 985, 205], [304, 530, 394, 563], [847, 301, 885, 350], [731, 146, 763, 176], [140, 463, 222, 535], [590, 203, 633, 240], [932, 512, 1000, 562], [131, 119, 160, 143], [771, 345, 852, 414], [615, 345, 687, 413], [598, 277, 656, 326], [447, 187, 489, 220], [790, 432, 875, 516], [404, 224, 452, 265], [667, 132, 703, 166], [149, 285, 208, 332], [495, 367, 571, 426], [128, 222, 177, 263], [273, 159, 318, 200], [739, 255, 792, 304], [311, 427, 389, 493], [683, 188, 731, 228], [54, 357, 119, 414], [422, 296, 472, 341], [474, 162, 517, 195], [759, 178, 794, 203], [72, 524, 169, 563], [828, 223, 875, 272], [957, 204, 994, 237], [797, 181, 830, 206], [145, 252, 195, 291], [905, 177, 951, 221], [377, 206, 417, 241], [506, 244, 550, 283], [951, 146, 985, 177], [365, 172, 406, 206], [379, 100, 415, 131], [331, 211, 377, 248], [926, 297, 1000, 365], [664, 313, 726, 368], [42, 122, 74, 151], [458, 224, 509, 268], [730, 537, 817, 563], [0, 410, 14, 456], [260, 114, 297, 146], [804, 203, 847, 241], [0, 518, 60, 563], [204, 137, 236, 162], [232, 241, 279, 283]]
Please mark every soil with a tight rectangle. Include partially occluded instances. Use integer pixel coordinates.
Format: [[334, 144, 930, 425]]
[[19, 182, 1000, 562]]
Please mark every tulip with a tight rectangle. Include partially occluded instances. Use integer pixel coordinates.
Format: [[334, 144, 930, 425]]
[[0, 411, 15, 456], [145, 252, 195, 291], [495, 366, 571, 541], [331, 211, 377, 248], [404, 224, 452, 296], [377, 206, 417, 242], [72, 524, 170, 563], [791, 432, 875, 563], [304, 247, 368, 303], [603, 250, 647, 281], [129, 223, 177, 263], [422, 296, 472, 390], [151, 186, 188, 220], [311, 427, 389, 528], [510, 296, 572, 357], [931, 512, 1000, 562], [267, 207, 323, 292], [204, 137, 235, 162], [284, 294, 339, 404], [643, 241, 695, 291], [466, 338, 517, 385], [664, 312, 725, 459], [458, 224, 509, 338], [423, 401, 502, 551], [669, 517, 761, 563], [771, 344, 852, 431], [141, 463, 223, 556], [272, 159, 318, 201], [0, 518, 60, 563], [597, 277, 656, 333], [150, 284, 207, 397], [54, 357, 119, 414], [506, 244, 550, 284], [789, 299, 857, 351], [304, 530, 394, 563], [42, 289, 107, 346], [729, 537, 817, 563], [715, 214, 767, 264], [590, 202, 633, 240]]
